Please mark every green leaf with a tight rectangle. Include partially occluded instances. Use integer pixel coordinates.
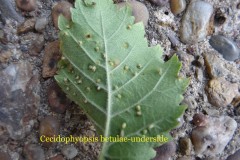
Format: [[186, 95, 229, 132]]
[[55, 0, 189, 159]]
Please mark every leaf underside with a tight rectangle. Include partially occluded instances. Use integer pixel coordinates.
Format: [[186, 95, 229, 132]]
[[55, 0, 189, 159]]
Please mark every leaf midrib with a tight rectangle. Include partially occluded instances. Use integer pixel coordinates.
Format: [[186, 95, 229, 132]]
[[100, 10, 112, 157]]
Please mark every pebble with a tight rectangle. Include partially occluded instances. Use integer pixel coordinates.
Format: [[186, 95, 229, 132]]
[[0, 151, 11, 160], [48, 83, 70, 114], [167, 30, 180, 47], [214, 8, 226, 26], [0, 0, 24, 22], [195, 68, 203, 82], [203, 52, 240, 80], [42, 40, 61, 78], [182, 96, 197, 109], [237, 3, 240, 9], [35, 17, 48, 32], [177, 156, 193, 160], [16, 0, 37, 12], [176, 51, 194, 74], [0, 29, 7, 45], [232, 96, 240, 108], [209, 35, 240, 61], [17, 18, 36, 34], [154, 141, 176, 160], [0, 49, 12, 63], [61, 145, 78, 159], [192, 113, 208, 127], [0, 61, 40, 140], [52, 1, 72, 29], [116, 0, 149, 26], [235, 106, 240, 116], [23, 144, 45, 160], [170, 0, 186, 15], [49, 155, 64, 160], [39, 116, 60, 147], [29, 35, 45, 56], [180, 1, 213, 44], [191, 116, 237, 156], [179, 137, 192, 155], [205, 77, 238, 107], [0, 125, 9, 145], [226, 149, 240, 160], [148, 0, 169, 6]]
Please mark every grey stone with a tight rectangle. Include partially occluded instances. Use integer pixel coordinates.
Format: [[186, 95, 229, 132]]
[[180, 1, 213, 44], [62, 145, 78, 159], [226, 149, 240, 160], [209, 35, 240, 61], [0, 61, 40, 140], [0, 0, 24, 23], [154, 141, 176, 160], [177, 156, 194, 160], [167, 30, 181, 47], [191, 116, 237, 156], [35, 17, 48, 32]]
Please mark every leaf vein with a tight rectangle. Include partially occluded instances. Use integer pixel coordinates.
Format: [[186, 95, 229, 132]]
[[62, 70, 107, 115]]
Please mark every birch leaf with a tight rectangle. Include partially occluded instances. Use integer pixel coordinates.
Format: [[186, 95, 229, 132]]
[[55, 0, 189, 159]]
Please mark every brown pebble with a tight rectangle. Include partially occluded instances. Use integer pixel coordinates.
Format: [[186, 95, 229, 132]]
[[39, 116, 60, 147], [42, 40, 61, 78], [205, 78, 238, 107], [170, 0, 186, 15], [232, 96, 240, 108], [0, 125, 9, 145], [48, 83, 70, 114], [29, 35, 44, 56], [192, 113, 208, 127], [17, 18, 36, 34], [0, 151, 11, 160], [214, 8, 226, 26], [116, 0, 149, 26], [23, 144, 45, 160], [16, 0, 36, 12], [49, 155, 64, 160], [0, 50, 12, 63], [179, 137, 192, 155], [52, 1, 72, 29]]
